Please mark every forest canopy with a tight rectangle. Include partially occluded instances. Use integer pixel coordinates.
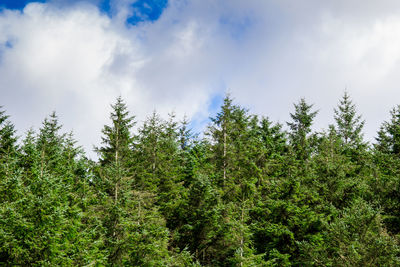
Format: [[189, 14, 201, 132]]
[[1, 93, 400, 266]]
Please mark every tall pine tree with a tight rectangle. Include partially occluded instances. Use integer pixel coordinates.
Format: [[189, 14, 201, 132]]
[[334, 91, 365, 149], [95, 97, 175, 265], [375, 105, 400, 155], [287, 98, 318, 161]]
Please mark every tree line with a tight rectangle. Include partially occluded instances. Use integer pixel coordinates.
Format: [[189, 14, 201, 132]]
[[1, 92, 400, 266]]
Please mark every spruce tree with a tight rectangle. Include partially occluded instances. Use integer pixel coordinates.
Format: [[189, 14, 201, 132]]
[[1, 113, 92, 265], [299, 199, 400, 266], [287, 98, 318, 161], [0, 107, 18, 158], [0, 107, 19, 200], [375, 105, 400, 155], [208, 95, 240, 188], [373, 106, 400, 235], [310, 127, 361, 209], [96, 96, 135, 166], [155, 113, 187, 226], [133, 111, 165, 191], [95, 98, 174, 265], [95, 96, 135, 263], [133, 112, 190, 255], [256, 117, 288, 184], [3, 92, 400, 265], [36, 112, 65, 177], [334, 91, 365, 149], [207, 95, 265, 265], [0, 108, 23, 263]]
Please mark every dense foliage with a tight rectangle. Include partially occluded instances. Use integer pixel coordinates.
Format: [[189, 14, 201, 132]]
[[1, 93, 400, 266]]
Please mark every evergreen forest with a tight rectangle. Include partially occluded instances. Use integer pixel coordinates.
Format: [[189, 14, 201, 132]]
[[2, 92, 400, 266]]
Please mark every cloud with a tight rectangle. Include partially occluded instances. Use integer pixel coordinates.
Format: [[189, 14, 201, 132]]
[[1, 0, 400, 158], [0, 0, 229, 157], [0, 3, 129, 156]]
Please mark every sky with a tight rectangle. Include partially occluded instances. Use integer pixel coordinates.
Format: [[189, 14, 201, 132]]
[[1, 0, 400, 158]]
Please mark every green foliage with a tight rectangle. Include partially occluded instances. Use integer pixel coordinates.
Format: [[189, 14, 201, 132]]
[[376, 105, 400, 155], [0, 107, 17, 157], [2, 94, 400, 266], [251, 173, 325, 265], [94, 98, 180, 265], [299, 199, 400, 266], [287, 98, 318, 161], [0, 112, 105, 265], [334, 91, 365, 149], [310, 128, 365, 209], [96, 96, 135, 166]]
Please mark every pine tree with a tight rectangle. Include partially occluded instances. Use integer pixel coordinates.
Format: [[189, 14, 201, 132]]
[[156, 113, 187, 224], [256, 117, 288, 184], [178, 115, 195, 151], [334, 91, 365, 149], [375, 105, 400, 155], [23, 116, 70, 264], [206, 95, 265, 265], [1, 113, 92, 265], [95, 97, 136, 263], [299, 199, 400, 266], [3, 92, 400, 265], [133, 112, 191, 255], [0, 107, 18, 190], [96, 96, 135, 167], [133, 111, 164, 191], [373, 106, 400, 235], [0, 108, 24, 263], [287, 98, 318, 161], [207, 95, 242, 188], [36, 112, 66, 178], [0, 107, 18, 158], [310, 127, 362, 209], [95, 98, 175, 265]]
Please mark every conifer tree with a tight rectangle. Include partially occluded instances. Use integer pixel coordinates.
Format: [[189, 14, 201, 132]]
[[23, 116, 70, 264], [3, 93, 400, 265], [133, 112, 190, 253], [373, 106, 400, 235], [334, 91, 365, 149], [0, 107, 18, 158], [1, 113, 95, 265], [156, 113, 187, 223], [178, 116, 195, 151], [311, 127, 361, 209], [249, 100, 323, 264], [96, 96, 135, 167], [170, 137, 217, 261], [287, 98, 318, 161], [133, 111, 165, 191], [256, 117, 288, 183], [299, 199, 400, 266], [0, 107, 19, 199], [95, 98, 174, 265], [375, 105, 400, 155], [36, 112, 65, 177], [208, 95, 240, 188], [207, 95, 265, 265], [0, 108, 23, 263], [95, 97, 135, 263]]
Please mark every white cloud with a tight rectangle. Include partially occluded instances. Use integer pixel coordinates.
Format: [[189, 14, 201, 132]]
[[1, 0, 400, 158], [0, 3, 130, 157]]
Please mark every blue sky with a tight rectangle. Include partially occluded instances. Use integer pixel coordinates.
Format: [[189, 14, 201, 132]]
[[0, 0, 168, 25], [128, 0, 168, 24], [1, 0, 400, 158], [0, 0, 44, 10]]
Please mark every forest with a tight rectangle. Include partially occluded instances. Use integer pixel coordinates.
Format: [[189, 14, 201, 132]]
[[1, 92, 400, 266]]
